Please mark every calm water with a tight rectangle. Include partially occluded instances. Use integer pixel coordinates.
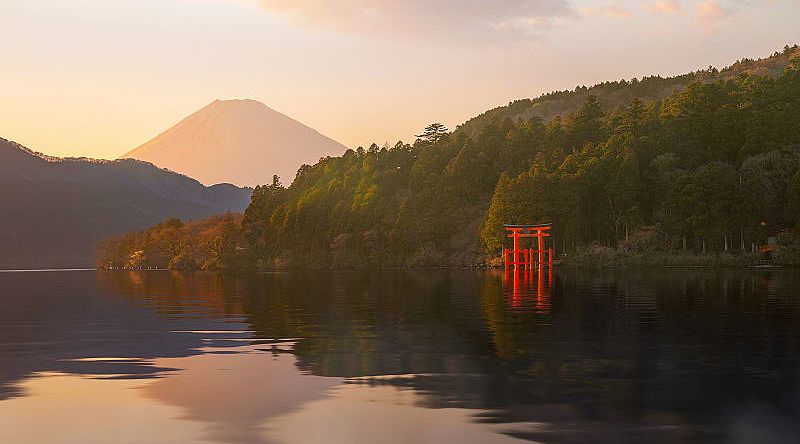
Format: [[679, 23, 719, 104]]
[[1, 269, 799, 443]]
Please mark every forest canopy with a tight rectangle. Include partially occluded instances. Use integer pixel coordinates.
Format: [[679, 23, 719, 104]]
[[98, 46, 800, 270]]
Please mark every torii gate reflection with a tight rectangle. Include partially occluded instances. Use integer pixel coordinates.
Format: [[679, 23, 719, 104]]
[[503, 262, 553, 312], [501, 224, 554, 312]]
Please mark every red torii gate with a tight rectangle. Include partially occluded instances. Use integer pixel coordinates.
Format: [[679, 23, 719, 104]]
[[503, 223, 554, 271]]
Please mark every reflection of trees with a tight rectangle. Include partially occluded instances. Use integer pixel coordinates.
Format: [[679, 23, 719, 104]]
[[242, 271, 499, 378], [481, 268, 554, 359], [98, 270, 247, 320], [99, 270, 500, 377], [475, 268, 800, 441], [0, 271, 218, 402], [96, 269, 800, 442]]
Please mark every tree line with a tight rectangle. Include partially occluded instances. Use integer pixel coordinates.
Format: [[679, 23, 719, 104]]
[[97, 214, 246, 270], [98, 52, 800, 269]]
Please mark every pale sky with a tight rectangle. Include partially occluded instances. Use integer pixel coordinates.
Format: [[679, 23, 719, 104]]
[[1, 0, 798, 159]]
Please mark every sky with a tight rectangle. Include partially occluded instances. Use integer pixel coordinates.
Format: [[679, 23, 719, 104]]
[[1, 0, 798, 159]]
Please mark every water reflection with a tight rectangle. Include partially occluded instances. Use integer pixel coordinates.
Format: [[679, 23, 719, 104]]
[[263, 383, 528, 444], [0, 269, 799, 443], [144, 342, 340, 444], [0, 371, 209, 443], [502, 267, 553, 313]]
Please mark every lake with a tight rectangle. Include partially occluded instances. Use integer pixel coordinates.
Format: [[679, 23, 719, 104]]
[[1, 269, 799, 443]]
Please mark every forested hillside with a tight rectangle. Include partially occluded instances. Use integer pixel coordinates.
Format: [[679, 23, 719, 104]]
[[98, 46, 800, 270], [460, 45, 800, 138], [0, 139, 252, 268]]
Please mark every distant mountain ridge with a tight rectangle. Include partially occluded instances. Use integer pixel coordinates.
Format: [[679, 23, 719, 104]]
[[123, 99, 347, 187], [0, 138, 252, 268]]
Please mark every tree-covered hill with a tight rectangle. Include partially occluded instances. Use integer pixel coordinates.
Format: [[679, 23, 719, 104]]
[[0, 139, 252, 268], [98, 46, 800, 270], [459, 45, 800, 139]]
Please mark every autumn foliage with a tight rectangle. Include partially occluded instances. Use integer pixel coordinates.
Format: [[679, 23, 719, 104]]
[[96, 213, 245, 270]]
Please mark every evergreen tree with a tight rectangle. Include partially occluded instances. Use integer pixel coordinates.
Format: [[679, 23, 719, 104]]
[[416, 123, 449, 144]]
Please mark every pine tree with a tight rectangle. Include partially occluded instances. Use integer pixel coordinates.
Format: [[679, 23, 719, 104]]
[[416, 123, 449, 145]]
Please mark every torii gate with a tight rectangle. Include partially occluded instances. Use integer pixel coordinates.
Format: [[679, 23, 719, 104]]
[[503, 223, 554, 271]]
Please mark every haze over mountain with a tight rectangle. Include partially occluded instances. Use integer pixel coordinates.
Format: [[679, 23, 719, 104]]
[[122, 99, 347, 187], [0, 138, 252, 268]]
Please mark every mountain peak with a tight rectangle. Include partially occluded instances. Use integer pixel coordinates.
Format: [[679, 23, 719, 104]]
[[209, 98, 262, 106], [122, 100, 346, 187]]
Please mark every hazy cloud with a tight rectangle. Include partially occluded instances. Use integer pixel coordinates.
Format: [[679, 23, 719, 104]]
[[694, 0, 728, 32], [641, 0, 683, 15], [581, 3, 633, 18], [256, 0, 577, 42]]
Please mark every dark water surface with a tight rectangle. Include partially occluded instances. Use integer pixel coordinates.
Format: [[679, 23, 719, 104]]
[[1, 269, 799, 443]]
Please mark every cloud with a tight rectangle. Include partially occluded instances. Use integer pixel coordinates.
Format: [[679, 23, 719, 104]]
[[694, 0, 728, 32], [490, 16, 570, 36], [641, 0, 683, 15], [581, 3, 633, 18], [255, 0, 577, 42]]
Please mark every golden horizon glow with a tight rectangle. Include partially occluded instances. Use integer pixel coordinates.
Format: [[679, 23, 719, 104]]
[[1, 0, 798, 160]]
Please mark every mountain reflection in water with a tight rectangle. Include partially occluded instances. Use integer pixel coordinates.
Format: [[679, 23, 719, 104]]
[[0, 269, 799, 443]]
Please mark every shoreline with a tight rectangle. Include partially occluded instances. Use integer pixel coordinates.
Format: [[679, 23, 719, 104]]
[[86, 263, 795, 272], [0, 268, 97, 273]]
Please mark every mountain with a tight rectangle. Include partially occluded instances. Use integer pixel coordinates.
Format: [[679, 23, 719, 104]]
[[458, 45, 800, 138], [0, 138, 252, 268], [122, 99, 347, 187], [98, 45, 800, 270]]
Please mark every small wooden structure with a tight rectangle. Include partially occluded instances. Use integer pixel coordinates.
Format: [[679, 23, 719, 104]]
[[503, 223, 554, 271]]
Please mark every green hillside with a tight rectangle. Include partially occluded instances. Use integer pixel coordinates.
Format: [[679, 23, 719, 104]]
[[98, 46, 800, 270], [459, 45, 800, 138]]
